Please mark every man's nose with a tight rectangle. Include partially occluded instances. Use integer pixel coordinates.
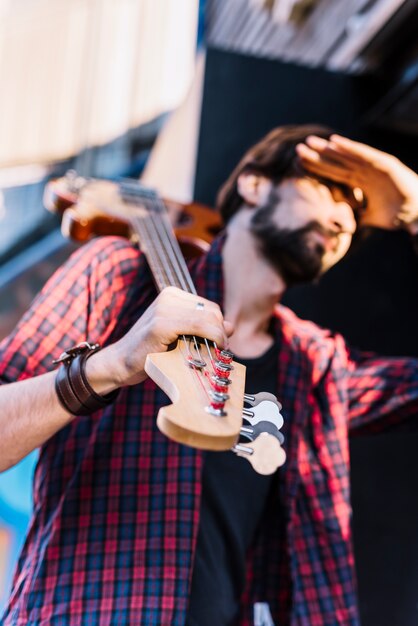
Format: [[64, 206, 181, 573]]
[[329, 204, 356, 234]]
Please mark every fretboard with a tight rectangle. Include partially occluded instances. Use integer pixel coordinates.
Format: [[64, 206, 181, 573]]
[[120, 181, 196, 294]]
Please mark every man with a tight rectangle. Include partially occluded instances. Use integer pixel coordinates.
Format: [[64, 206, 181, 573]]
[[0, 125, 418, 625]]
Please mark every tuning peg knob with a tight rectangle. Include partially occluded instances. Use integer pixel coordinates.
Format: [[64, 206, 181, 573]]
[[209, 390, 230, 403], [205, 402, 227, 417], [215, 348, 234, 364], [242, 400, 284, 431], [232, 433, 286, 475], [244, 391, 282, 411], [210, 376, 231, 393], [214, 362, 233, 379]]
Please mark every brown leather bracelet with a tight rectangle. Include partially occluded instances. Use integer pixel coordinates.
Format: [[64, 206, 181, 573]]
[[54, 342, 119, 416], [55, 362, 87, 415]]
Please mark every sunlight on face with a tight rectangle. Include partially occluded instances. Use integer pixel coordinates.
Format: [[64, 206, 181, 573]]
[[272, 178, 357, 273]]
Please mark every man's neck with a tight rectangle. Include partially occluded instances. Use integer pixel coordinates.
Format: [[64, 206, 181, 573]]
[[222, 208, 286, 358]]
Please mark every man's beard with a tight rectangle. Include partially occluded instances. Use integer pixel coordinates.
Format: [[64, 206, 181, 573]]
[[250, 201, 327, 288]]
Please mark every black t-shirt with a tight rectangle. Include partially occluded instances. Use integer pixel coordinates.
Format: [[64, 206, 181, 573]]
[[186, 342, 279, 626]]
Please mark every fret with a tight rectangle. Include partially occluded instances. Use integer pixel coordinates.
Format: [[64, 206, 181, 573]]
[[131, 215, 177, 291], [119, 180, 159, 204], [124, 184, 196, 294]]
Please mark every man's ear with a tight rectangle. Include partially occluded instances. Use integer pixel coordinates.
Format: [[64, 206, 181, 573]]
[[237, 172, 273, 207]]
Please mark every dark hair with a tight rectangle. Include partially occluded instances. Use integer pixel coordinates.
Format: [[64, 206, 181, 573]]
[[216, 124, 334, 224]]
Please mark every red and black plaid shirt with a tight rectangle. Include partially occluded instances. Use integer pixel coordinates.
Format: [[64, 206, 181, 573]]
[[1, 235, 417, 626]]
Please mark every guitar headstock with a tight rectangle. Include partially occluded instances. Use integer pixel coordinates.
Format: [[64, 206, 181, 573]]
[[146, 342, 287, 472], [145, 340, 246, 450]]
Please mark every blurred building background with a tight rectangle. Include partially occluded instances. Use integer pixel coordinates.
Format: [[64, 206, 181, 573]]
[[1, 0, 418, 623]]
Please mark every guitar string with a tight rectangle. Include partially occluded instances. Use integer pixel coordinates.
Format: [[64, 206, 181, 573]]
[[130, 213, 201, 366], [146, 197, 211, 368], [153, 197, 217, 372], [137, 199, 201, 359], [142, 196, 216, 373], [130, 209, 213, 401], [130, 215, 173, 291], [177, 340, 212, 405], [142, 204, 208, 372], [138, 202, 225, 402], [129, 198, 223, 407], [130, 211, 211, 398], [142, 201, 191, 290], [153, 199, 197, 293]]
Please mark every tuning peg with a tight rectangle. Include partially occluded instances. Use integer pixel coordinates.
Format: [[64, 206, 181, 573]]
[[214, 348, 234, 364], [214, 362, 233, 379], [232, 433, 286, 475], [240, 421, 284, 445], [242, 400, 284, 431], [244, 391, 282, 410]]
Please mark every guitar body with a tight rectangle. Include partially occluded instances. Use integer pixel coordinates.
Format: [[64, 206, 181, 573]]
[[44, 176, 222, 257]]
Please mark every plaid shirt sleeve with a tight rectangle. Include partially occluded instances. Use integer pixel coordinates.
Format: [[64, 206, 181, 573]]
[[344, 337, 418, 434], [0, 236, 144, 384]]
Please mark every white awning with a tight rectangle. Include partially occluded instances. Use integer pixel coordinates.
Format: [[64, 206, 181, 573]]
[[0, 0, 199, 167]]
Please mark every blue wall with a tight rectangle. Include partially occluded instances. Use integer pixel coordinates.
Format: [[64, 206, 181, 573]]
[[0, 452, 37, 614]]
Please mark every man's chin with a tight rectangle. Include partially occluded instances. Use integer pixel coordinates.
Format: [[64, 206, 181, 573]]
[[270, 259, 322, 287], [320, 233, 352, 272]]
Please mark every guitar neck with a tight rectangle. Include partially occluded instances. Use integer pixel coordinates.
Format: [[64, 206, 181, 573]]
[[121, 182, 197, 294]]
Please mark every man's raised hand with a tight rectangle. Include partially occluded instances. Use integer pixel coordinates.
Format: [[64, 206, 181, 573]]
[[296, 134, 418, 233]]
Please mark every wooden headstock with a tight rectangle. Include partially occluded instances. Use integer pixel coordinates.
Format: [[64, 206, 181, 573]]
[[146, 341, 246, 450]]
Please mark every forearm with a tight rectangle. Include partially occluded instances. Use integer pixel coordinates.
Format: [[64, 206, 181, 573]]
[[0, 347, 122, 473], [0, 370, 74, 472]]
